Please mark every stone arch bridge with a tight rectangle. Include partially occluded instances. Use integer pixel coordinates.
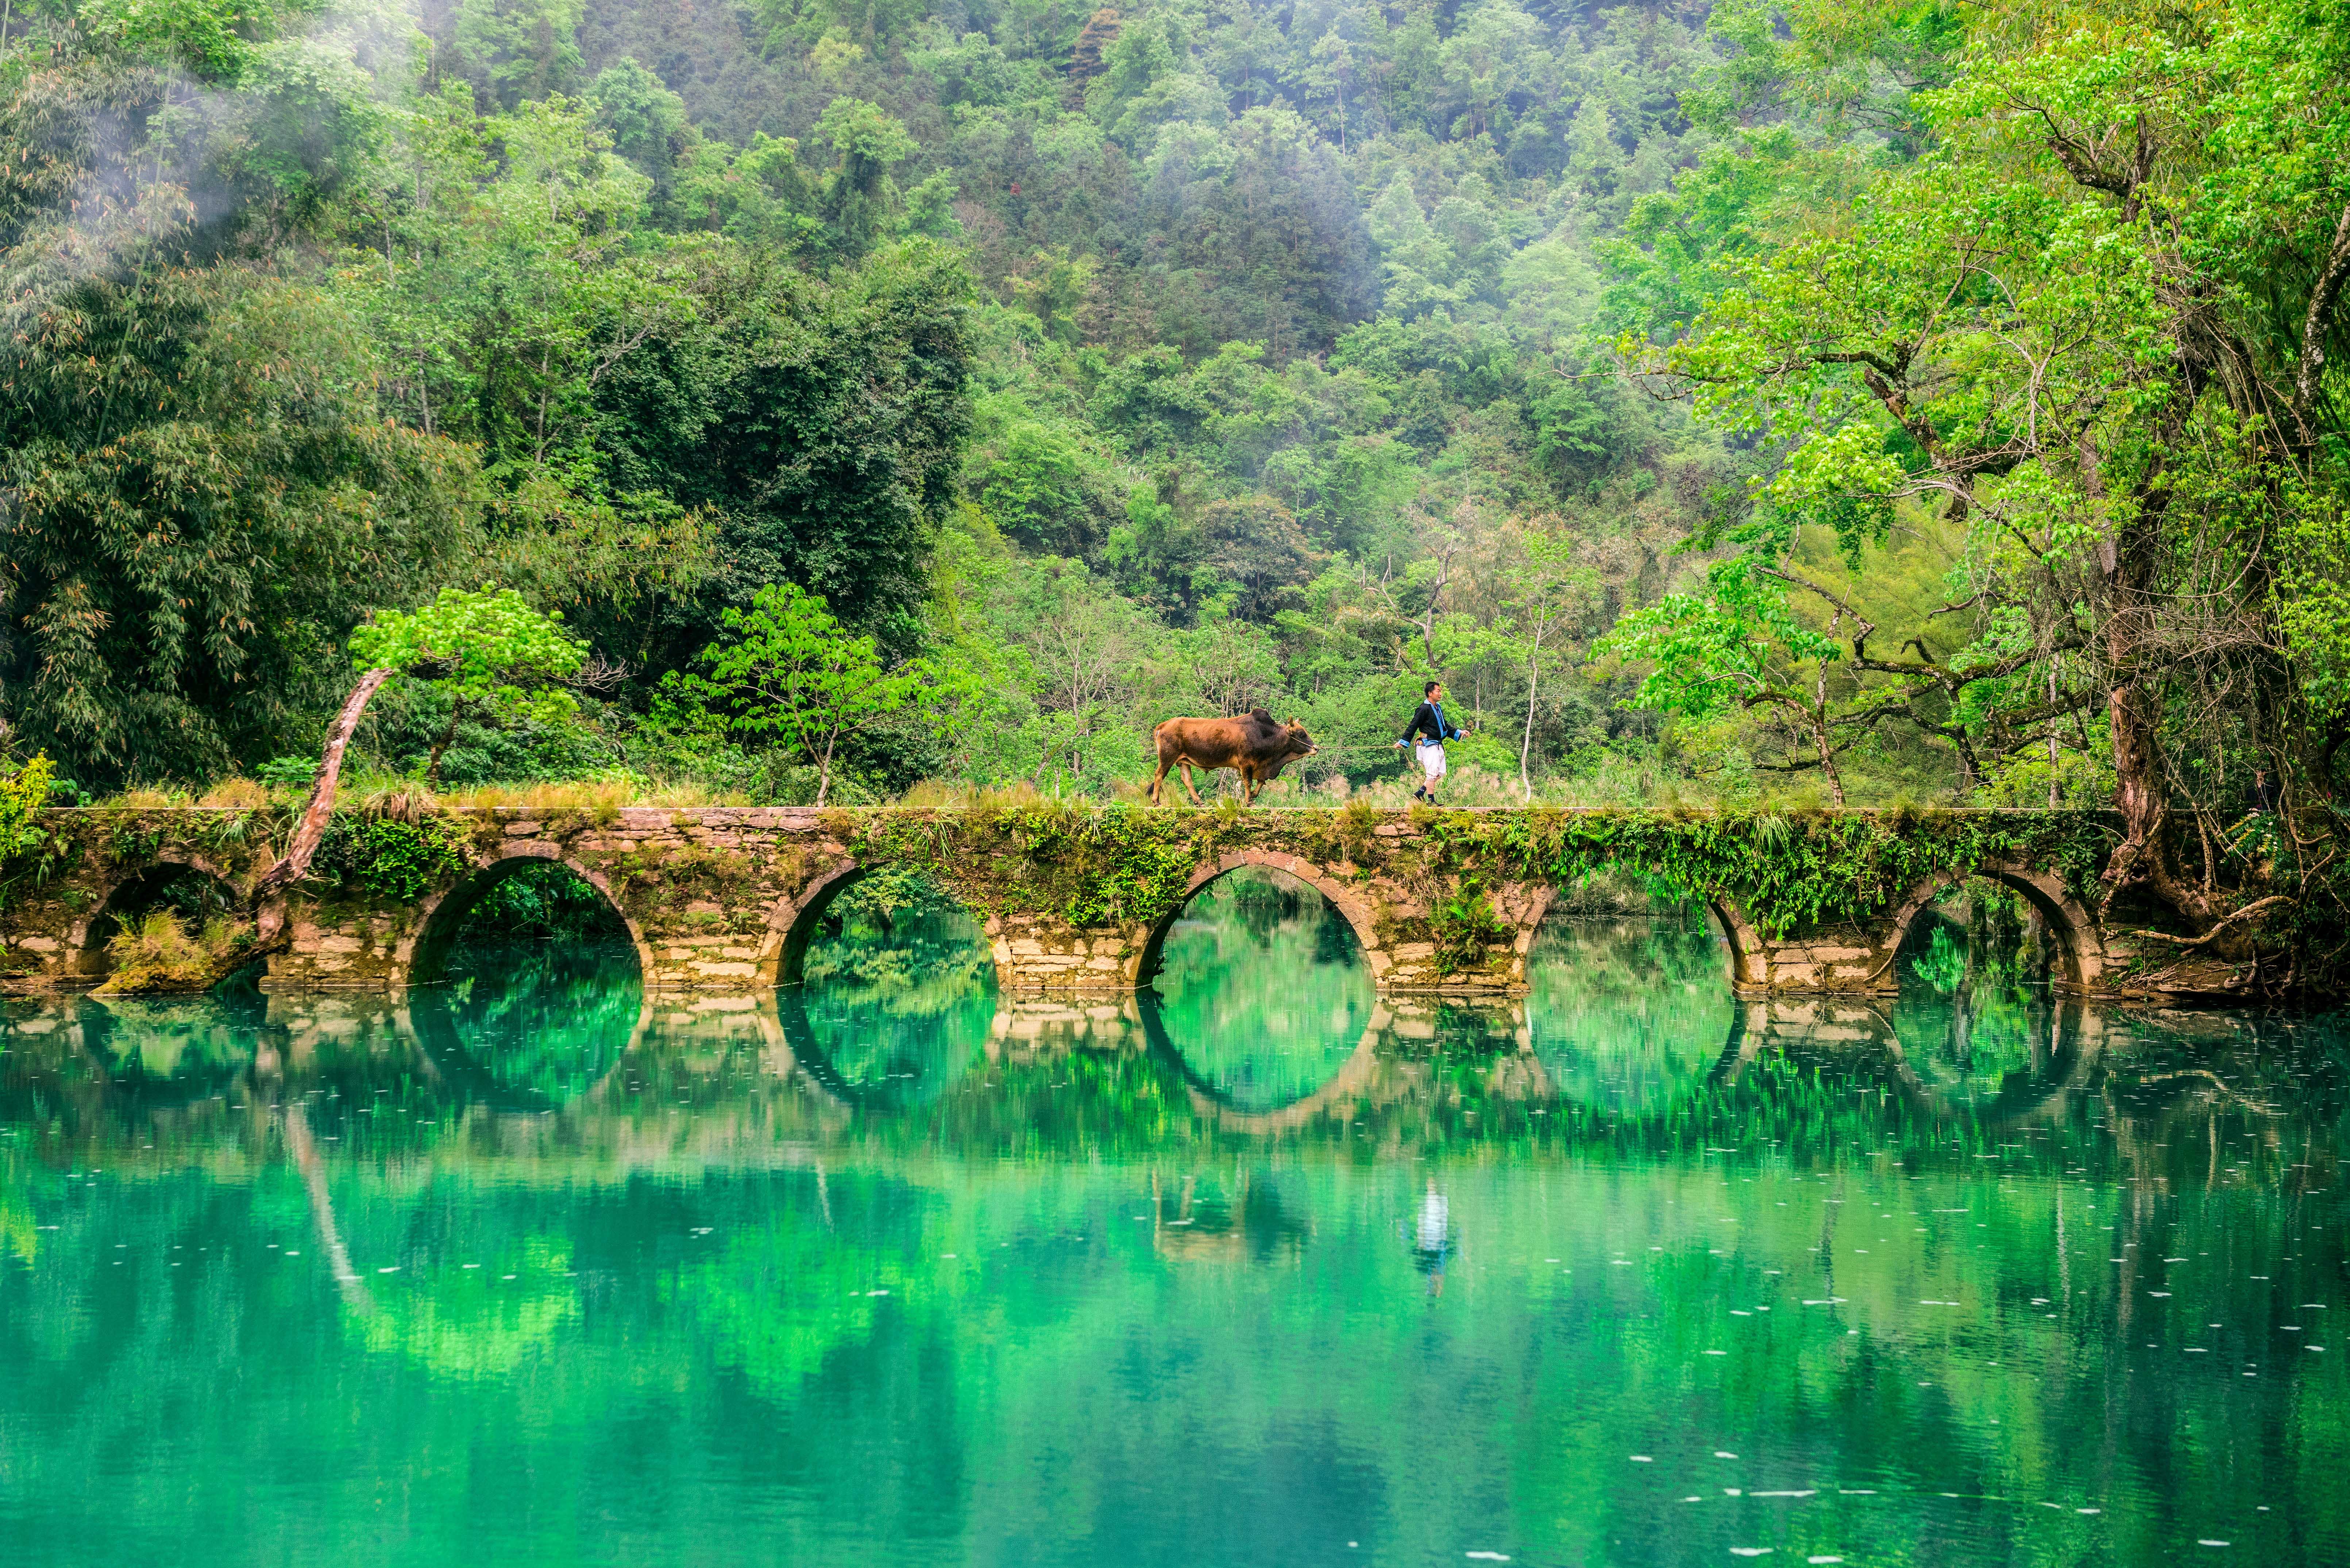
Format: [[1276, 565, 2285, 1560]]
[[0, 805, 2135, 999]]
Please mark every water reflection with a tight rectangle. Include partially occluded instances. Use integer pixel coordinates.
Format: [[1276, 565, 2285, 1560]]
[[1528, 911, 1734, 1118], [785, 882, 995, 1109], [1411, 1176, 1452, 1296], [1888, 882, 2068, 1114], [414, 943, 643, 1110], [70, 981, 266, 1104], [3, 915, 2349, 1566], [1148, 867, 1373, 1112]]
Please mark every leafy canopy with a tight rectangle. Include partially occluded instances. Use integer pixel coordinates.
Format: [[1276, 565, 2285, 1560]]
[[664, 583, 956, 805], [350, 585, 589, 733]]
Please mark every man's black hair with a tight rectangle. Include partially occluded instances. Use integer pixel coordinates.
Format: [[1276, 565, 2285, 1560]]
[[1424, 680, 1441, 696]]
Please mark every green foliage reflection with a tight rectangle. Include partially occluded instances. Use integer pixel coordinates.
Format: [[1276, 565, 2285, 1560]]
[[430, 869, 642, 1106], [1526, 913, 1735, 1118], [1148, 868, 1373, 1113], [793, 876, 994, 1109]]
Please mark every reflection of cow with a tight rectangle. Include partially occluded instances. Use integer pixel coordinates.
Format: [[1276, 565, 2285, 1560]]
[[1148, 709, 1317, 806]]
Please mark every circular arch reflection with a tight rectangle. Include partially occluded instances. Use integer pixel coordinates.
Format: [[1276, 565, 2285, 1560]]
[[777, 875, 996, 1111], [407, 953, 648, 1113], [1525, 906, 1738, 1119], [1142, 866, 1375, 1116], [406, 860, 648, 1112]]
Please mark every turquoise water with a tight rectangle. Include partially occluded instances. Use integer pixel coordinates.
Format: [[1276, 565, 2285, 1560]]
[[0, 873, 2345, 1566]]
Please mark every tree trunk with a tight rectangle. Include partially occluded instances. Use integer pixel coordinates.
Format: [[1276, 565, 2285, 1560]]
[[252, 666, 393, 905], [2046, 663, 2061, 809], [1812, 705, 1847, 806], [423, 699, 468, 786], [2100, 503, 2189, 919], [817, 731, 837, 808], [1520, 655, 1540, 803]]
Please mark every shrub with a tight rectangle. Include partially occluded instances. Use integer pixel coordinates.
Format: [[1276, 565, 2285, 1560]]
[[98, 911, 249, 994]]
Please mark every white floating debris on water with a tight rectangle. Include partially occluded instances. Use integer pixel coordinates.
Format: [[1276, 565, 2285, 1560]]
[[1629, 1456, 1653, 1464], [1729, 1550, 1773, 1558], [1714, 1451, 1739, 1459], [1463, 1553, 1510, 1561]]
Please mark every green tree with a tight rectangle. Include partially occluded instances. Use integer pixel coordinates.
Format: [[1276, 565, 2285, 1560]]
[[1500, 526, 1597, 801], [1597, 549, 1865, 805], [816, 97, 917, 260], [255, 586, 587, 903], [1649, 0, 2350, 956], [667, 583, 952, 806], [352, 584, 591, 785]]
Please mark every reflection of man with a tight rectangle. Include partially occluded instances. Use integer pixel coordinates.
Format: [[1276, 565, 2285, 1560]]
[[1412, 1177, 1452, 1296]]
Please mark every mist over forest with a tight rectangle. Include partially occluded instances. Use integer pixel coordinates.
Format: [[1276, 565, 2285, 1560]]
[[0, 0, 2343, 864]]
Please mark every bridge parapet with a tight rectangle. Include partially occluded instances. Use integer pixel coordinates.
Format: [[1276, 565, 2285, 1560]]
[[0, 804, 2126, 999]]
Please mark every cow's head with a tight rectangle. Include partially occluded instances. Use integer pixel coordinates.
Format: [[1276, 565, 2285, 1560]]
[[1280, 718, 1315, 758]]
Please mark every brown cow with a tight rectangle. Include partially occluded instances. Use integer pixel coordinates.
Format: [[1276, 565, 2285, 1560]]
[[1148, 709, 1317, 806]]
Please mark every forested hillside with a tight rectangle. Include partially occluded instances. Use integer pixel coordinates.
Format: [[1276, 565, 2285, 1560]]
[[1, 0, 2346, 911]]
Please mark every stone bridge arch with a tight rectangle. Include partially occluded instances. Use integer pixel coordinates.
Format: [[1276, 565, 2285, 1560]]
[[1519, 885, 1770, 994], [763, 859, 868, 987], [401, 842, 655, 986], [1132, 848, 1393, 989], [1882, 859, 2106, 992], [68, 855, 241, 984]]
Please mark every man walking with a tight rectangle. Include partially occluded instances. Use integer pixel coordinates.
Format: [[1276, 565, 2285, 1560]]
[[1396, 680, 1469, 803]]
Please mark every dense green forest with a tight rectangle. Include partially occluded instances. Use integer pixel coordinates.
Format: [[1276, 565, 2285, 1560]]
[[0, 0, 2346, 970]]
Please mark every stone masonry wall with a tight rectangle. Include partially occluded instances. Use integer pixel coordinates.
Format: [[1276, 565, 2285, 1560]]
[[0, 806, 2122, 999]]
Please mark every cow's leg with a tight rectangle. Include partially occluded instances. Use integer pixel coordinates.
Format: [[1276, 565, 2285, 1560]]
[[1149, 751, 1173, 805], [1240, 768, 1258, 807], [1182, 761, 1205, 805]]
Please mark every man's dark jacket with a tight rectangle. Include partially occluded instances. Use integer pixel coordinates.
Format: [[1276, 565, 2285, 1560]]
[[1399, 701, 1463, 746]]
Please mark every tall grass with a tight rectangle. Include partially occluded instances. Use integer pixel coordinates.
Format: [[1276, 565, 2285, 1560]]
[[97, 910, 251, 994]]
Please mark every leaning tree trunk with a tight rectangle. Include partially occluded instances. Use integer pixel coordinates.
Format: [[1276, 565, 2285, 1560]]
[[251, 667, 394, 924], [2097, 497, 2214, 929]]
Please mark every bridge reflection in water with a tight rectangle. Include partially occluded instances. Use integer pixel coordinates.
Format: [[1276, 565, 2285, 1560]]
[[6, 870, 2347, 1568], [4, 879, 2337, 1182]]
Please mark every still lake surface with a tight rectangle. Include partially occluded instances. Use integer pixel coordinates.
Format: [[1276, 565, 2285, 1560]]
[[1, 871, 2344, 1567]]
